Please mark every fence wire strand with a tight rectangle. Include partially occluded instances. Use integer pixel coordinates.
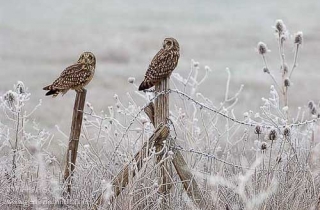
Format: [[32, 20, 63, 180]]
[[86, 89, 319, 167]]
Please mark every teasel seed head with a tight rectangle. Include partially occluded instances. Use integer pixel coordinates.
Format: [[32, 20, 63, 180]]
[[254, 125, 262, 135], [284, 78, 290, 87], [261, 142, 267, 151], [268, 129, 277, 141], [282, 63, 288, 74], [311, 107, 317, 115], [308, 100, 315, 110], [275, 19, 286, 35], [263, 67, 270, 74], [15, 81, 26, 94], [127, 77, 135, 84], [294, 31, 303, 45], [283, 127, 291, 138], [257, 42, 269, 55], [3, 90, 18, 111]]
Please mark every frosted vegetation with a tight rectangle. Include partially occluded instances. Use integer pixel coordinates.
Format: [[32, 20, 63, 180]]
[[0, 20, 319, 210]]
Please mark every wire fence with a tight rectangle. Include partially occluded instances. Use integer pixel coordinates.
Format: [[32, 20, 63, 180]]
[[82, 88, 320, 171]]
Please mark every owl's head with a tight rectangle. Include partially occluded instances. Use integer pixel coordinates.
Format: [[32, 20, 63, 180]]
[[163, 37, 180, 51], [78, 52, 96, 66]]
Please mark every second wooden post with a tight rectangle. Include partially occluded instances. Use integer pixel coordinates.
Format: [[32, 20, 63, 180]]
[[155, 78, 171, 204], [64, 89, 87, 196]]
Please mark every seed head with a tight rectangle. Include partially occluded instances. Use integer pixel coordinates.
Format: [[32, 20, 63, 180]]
[[294, 31, 303, 45], [275, 19, 286, 35], [268, 129, 277, 141], [193, 61, 199, 68], [311, 107, 317, 115], [282, 63, 288, 74], [127, 77, 135, 84], [284, 78, 290, 87], [15, 81, 26, 94], [263, 67, 270, 74], [205, 65, 212, 72], [257, 42, 269, 55], [261, 142, 267, 151], [283, 127, 291, 137], [254, 125, 262, 135], [308, 101, 315, 110], [3, 90, 18, 111]]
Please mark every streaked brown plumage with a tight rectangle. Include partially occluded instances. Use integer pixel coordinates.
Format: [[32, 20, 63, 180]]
[[43, 52, 96, 97], [139, 37, 180, 91]]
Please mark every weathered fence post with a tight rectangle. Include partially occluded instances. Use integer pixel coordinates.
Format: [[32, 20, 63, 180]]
[[63, 89, 87, 196], [93, 79, 206, 209], [154, 78, 171, 205]]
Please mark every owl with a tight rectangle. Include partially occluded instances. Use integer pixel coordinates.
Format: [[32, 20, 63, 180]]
[[138, 37, 180, 91], [43, 52, 96, 97]]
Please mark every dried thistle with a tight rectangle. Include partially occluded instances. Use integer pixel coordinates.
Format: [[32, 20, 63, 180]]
[[311, 107, 317, 115], [268, 129, 277, 141], [263, 67, 270, 74], [3, 90, 18, 111], [282, 63, 288, 74], [283, 127, 291, 138], [127, 77, 135, 84], [275, 19, 286, 35], [15, 81, 26, 94], [284, 78, 290, 87], [294, 31, 303, 45], [261, 142, 267, 151], [257, 42, 269, 55], [308, 100, 315, 110], [254, 125, 262, 135]]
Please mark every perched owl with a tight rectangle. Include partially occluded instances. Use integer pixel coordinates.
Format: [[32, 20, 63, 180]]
[[138, 38, 180, 91], [43, 52, 96, 97]]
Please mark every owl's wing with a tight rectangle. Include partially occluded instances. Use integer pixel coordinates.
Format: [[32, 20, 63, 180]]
[[60, 63, 84, 77], [146, 49, 177, 81], [51, 68, 91, 90]]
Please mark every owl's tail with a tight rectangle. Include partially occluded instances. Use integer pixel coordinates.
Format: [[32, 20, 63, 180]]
[[138, 80, 154, 91], [43, 85, 59, 97]]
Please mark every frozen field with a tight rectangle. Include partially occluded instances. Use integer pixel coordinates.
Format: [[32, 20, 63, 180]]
[[1, 0, 320, 130]]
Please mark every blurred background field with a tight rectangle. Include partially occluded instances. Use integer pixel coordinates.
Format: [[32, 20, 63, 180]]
[[1, 0, 320, 132]]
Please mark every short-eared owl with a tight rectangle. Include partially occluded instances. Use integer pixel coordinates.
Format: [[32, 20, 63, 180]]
[[43, 52, 96, 97], [138, 38, 180, 91]]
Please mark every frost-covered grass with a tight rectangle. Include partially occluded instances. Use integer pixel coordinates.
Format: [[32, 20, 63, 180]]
[[1, 20, 320, 210]]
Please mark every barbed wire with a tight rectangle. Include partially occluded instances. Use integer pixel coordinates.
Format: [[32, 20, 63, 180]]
[[169, 89, 320, 129], [170, 144, 310, 173], [83, 88, 319, 133], [171, 144, 250, 169], [106, 90, 170, 168], [87, 88, 319, 168]]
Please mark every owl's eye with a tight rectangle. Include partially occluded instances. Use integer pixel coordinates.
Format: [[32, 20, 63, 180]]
[[167, 41, 172, 46], [88, 55, 92, 60]]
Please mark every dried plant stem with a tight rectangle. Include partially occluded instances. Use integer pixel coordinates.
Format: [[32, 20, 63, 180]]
[[266, 140, 274, 188], [289, 44, 300, 78], [262, 55, 281, 92], [12, 111, 19, 178]]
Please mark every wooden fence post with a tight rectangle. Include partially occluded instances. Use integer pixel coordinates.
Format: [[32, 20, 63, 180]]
[[93, 124, 169, 209], [154, 78, 171, 204], [93, 79, 206, 209], [63, 89, 87, 196]]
